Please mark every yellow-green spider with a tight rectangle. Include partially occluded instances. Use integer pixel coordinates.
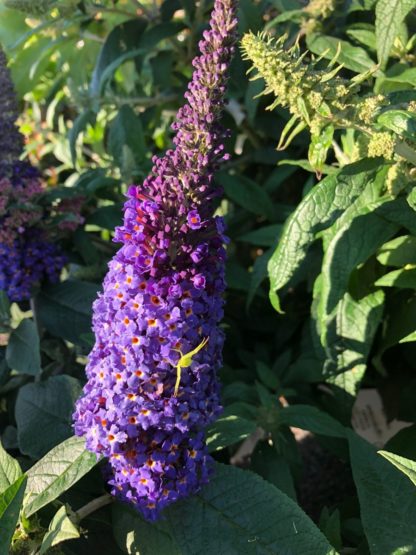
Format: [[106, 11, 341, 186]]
[[173, 337, 209, 397]]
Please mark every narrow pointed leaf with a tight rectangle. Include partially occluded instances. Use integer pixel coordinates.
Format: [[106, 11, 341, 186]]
[[318, 205, 398, 344], [0, 475, 27, 555], [375, 0, 416, 66], [40, 505, 80, 554], [378, 451, 416, 487], [0, 441, 22, 495], [24, 436, 98, 518], [348, 431, 416, 554]]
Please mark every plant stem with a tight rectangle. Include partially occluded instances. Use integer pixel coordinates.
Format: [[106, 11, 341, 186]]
[[100, 93, 178, 108], [88, 4, 138, 18], [30, 298, 41, 336], [74, 493, 114, 523]]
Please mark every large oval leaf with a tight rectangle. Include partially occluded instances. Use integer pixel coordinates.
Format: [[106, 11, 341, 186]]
[[15, 376, 82, 459], [318, 203, 398, 344], [114, 463, 337, 555], [268, 160, 379, 308], [348, 431, 416, 555], [36, 280, 99, 347]]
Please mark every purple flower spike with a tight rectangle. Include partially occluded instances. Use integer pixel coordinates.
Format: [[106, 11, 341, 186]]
[[73, 0, 239, 520]]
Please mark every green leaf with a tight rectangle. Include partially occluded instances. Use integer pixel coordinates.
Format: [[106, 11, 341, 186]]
[[69, 109, 96, 166], [348, 431, 416, 554], [324, 291, 384, 420], [278, 159, 336, 175], [218, 173, 276, 221], [399, 330, 416, 343], [87, 204, 123, 230], [248, 249, 272, 307], [264, 9, 303, 29], [375, 196, 416, 235], [36, 280, 99, 347], [377, 235, 416, 266], [326, 290, 384, 374], [108, 105, 146, 176], [279, 405, 347, 438], [245, 78, 263, 123], [375, 267, 416, 288], [0, 475, 27, 555], [378, 450, 416, 487], [349, 0, 377, 11], [319, 509, 342, 553], [6, 319, 41, 376], [226, 261, 251, 292], [378, 109, 416, 141], [167, 463, 336, 554], [239, 0, 264, 32], [375, 0, 416, 67], [140, 21, 185, 49], [307, 34, 377, 73], [0, 5, 27, 49], [318, 204, 398, 343], [73, 228, 100, 266], [15, 376, 81, 459], [40, 505, 80, 554], [0, 441, 22, 495], [346, 27, 377, 51], [250, 442, 296, 500], [383, 67, 416, 88], [237, 225, 282, 247], [24, 436, 98, 518], [377, 294, 416, 356], [115, 463, 337, 555], [9, 36, 53, 96], [112, 503, 181, 555], [206, 415, 256, 452], [256, 360, 279, 390], [0, 290, 10, 325], [385, 425, 416, 460], [268, 160, 379, 301], [91, 18, 148, 96]]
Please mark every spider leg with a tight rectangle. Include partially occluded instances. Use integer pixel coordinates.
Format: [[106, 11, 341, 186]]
[[174, 364, 182, 397]]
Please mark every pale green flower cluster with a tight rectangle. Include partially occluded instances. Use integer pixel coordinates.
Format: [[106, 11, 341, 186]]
[[241, 32, 353, 129], [240, 32, 416, 176], [304, 0, 337, 19], [367, 132, 396, 159]]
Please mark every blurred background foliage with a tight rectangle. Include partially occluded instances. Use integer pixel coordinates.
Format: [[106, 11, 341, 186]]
[[2, 0, 416, 553]]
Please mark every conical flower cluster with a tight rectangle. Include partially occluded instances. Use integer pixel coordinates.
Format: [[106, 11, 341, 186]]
[[0, 47, 67, 301], [73, 0, 238, 520]]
